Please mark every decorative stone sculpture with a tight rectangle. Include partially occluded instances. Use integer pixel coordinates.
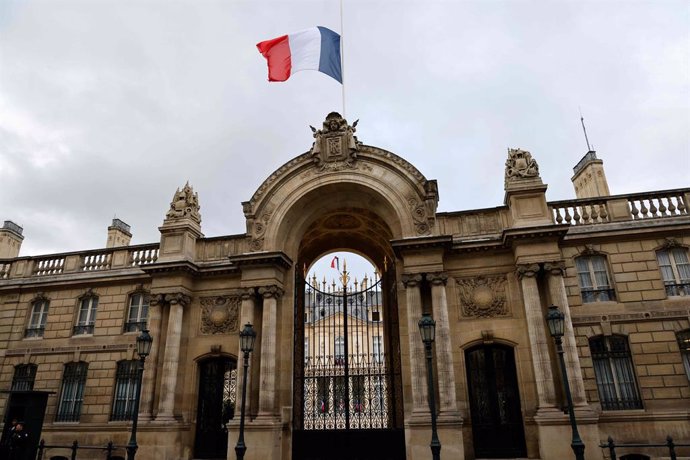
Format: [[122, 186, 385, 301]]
[[200, 296, 240, 335], [504, 148, 540, 184], [457, 275, 508, 318], [165, 182, 201, 224], [310, 112, 361, 170]]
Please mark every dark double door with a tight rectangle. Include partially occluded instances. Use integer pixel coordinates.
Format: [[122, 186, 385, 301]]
[[466, 344, 527, 458], [194, 358, 237, 459]]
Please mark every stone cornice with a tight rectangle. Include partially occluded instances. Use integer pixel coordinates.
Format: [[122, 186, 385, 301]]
[[140, 260, 200, 276], [391, 235, 452, 256], [502, 224, 570, 246], [228, 251, 293, 270]]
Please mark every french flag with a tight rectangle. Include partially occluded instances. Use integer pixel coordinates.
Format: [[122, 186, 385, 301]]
[[257, 27, 342, 83]]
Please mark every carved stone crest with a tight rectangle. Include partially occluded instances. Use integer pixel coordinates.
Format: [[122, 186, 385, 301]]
[[165, 182, 201, 224], [200, 296, 240, 335], [505, 148, 540, 184], [457, 275, 508, 318], [310, 112, 361, 171]]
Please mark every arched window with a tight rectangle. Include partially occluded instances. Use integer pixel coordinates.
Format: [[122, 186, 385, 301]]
[[124, 292, 149, 332], [589, 335, 642, 410], [657, 246, 690, 297], [111, 360, 139, 421], [575, 254, 615, 302], [26, 297, 49, 338]]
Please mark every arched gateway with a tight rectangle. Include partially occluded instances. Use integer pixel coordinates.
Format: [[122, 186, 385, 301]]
[[236, 112, 442, 459]]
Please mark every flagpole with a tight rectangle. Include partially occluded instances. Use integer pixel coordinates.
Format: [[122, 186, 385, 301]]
[[340, 0, 346, 118]]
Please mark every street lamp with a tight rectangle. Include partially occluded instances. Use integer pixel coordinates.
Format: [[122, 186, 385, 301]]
[[418, 313, 441, 460], [127, 329, 153, 460], [546, 305, 585, 460], [235, 323, 257, 460]]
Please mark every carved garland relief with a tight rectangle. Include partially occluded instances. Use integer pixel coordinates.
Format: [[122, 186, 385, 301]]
[[200, 296, 240, 335], [456, 275, 509, 318]]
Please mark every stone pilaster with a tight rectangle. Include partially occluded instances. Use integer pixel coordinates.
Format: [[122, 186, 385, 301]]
[[236, 288, 257, 416], [516, 264, 556, 409], [544, 262, 587, 406], [426, 272, 459, 418], [139, 294, 163, 421], [257, 285, 283, 416], [156, 292, 190, 421], [401, 274, 427, 414]]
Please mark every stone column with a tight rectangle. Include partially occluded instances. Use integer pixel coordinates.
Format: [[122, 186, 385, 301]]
[[139, 294, 164, 421], [236, 288, 256, 416], [426, 272, 459, 416], [401, 274, 428, 413], [156, 292, 190, 421], [258, 285, 283, 416], [516, 264, 556, 408], [545, 262, 587, 406]]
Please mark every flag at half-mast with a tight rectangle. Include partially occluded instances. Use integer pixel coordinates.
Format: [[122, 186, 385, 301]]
[[256, 27, 342, 83], [330, 256, 340, 270]]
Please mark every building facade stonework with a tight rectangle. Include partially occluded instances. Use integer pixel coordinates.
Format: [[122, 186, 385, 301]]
[[0, 113, 689, 460]]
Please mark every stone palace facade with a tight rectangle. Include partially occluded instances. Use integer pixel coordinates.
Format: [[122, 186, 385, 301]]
[[0, 113, 689, 460]]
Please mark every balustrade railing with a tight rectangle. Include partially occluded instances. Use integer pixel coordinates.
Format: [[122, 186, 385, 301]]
[[33, 257, 65, 276], [552, 199, 609, 225], [129, 245, 159, 266], [628, 191, 687, 219], [36, 439, 126, 460], [81, 252, 112, 271], [600, 435, 690, 460]]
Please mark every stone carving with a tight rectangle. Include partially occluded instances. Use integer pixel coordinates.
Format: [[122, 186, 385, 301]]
[[544, 261, 566, 277], [505, 148, 540, 184], [259, 285, 284, 299], [426, 272, 448, 286], [457, 275, 508, 318], [166, 182, 201, 224], [310, 112, 361, 170], [200, 296, 240, 335], [660, 237, 683, 249], [515, 263, 540, 279], [401, 273, 423, 288], [151, 292, 191, 307]]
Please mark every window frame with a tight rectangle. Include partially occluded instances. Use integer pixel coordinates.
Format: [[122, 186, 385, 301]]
[[26, 297, 49, 338], [589, 334, 643, 411], [110, 360, 139, 421], [11, 363, 37, 391], [56, 361, 88, 422], [575, 254, 616, 303], [74, 294, 99, 336], [656, 246, 690, 297], [124, 292, 149, 333], [676, 329, 690, 382]]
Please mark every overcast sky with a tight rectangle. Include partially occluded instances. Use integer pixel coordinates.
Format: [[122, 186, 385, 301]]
[[2, 1, 689, 270]]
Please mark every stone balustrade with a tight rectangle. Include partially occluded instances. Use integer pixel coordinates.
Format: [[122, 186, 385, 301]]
[[550, 187, 689, 226], [0, 243, 159, 281]]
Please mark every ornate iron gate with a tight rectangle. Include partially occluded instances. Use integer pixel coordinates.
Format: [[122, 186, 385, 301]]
[[293, 267, 405, 460], [194, 358, 237, 459]]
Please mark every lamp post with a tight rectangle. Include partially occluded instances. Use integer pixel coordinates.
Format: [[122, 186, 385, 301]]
[[126, 329, 153, 460], [235, 322, 256, 460], [546, 305, 585, 460], [418, 313, 441, 460]]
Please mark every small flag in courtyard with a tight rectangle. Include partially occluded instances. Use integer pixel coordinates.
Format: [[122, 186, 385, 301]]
[[256, 27, 342, 83], [330, 256, 340, 270]]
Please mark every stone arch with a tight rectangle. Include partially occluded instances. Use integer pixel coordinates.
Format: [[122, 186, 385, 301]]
[[242, 113, 439, 256]]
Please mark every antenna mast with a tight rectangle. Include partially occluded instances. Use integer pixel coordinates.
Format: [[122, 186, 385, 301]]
[[579, 107, 592, 151]]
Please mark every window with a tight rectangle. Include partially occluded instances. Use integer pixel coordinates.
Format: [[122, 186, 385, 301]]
[[11, 364, 37, 391], [74, 295, 98, 335], [575, 255, 616, 302], [56, 362, 88, 422], [334, 336, 345, 365], [677, 329, 690, 381], [124, 293, 149, 332], [26, 298, 49, 338], [305, 337, 310, 364], [589, 335, 642, 410], [372, 336, 383, 364], [657, 247, 690, 296], [111, 360, 139, 421]]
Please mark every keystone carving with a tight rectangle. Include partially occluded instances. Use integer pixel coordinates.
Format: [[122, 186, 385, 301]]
[[515, 263, 540, 279], [200, 296, 240, 335], [505, 148, 540, 185], [165, 182, 201, 224], [310, 112, 361, 171], [457, 275, 508, 318]]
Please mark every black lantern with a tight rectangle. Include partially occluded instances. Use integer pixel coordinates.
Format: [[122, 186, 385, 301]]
[[239, 323, 257, 353], [418, 313, 436, 344], [546, 305, 565, 339], [136, 329, 153, 359]]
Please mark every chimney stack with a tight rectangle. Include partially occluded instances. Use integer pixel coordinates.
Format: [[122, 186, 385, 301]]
[[571, 151, 611, 199], [107, 218, 132, 248], [0, 221, 24, 258]]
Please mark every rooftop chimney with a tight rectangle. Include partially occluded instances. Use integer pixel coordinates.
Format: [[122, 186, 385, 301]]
[[571, 151, 611, 199], [107, 218, 132, 248], [0, 221, 24, 258]]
